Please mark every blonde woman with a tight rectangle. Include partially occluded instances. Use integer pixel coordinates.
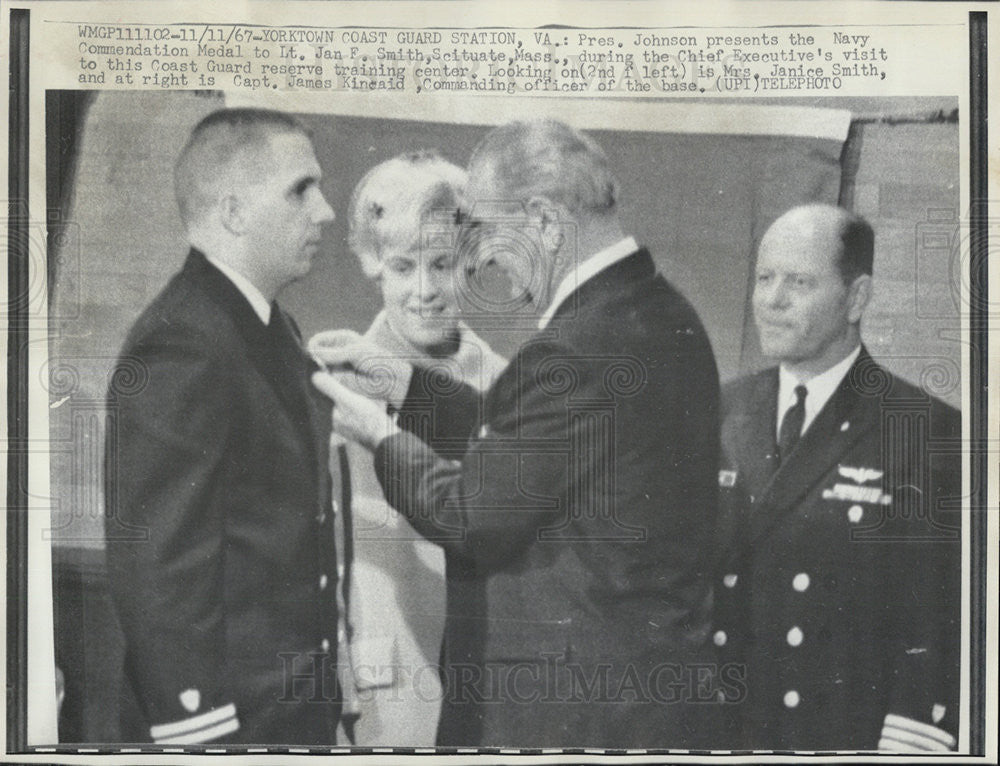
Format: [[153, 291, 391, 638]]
[[310, 152, 505, 745]]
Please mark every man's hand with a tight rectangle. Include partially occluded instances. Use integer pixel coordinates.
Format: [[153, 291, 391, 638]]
[[307, 329, 364, 367], [311, 372, 402, 452], [307, 331, 413, 407]]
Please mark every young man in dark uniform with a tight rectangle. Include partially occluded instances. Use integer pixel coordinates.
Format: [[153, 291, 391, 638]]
[[105, 109, 344, 744]]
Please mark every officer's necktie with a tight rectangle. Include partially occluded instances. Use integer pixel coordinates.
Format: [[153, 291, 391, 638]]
[[267, 300, 293, 346], [777, 384, 808, 465], [267, 301, 306, 367], [267, 301, 311, 422]]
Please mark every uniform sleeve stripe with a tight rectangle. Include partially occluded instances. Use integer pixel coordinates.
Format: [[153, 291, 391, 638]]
[[880, 727, 951, 752], [878, 736, 933, 753], [150, 703, 237, 739], [154, 715, 239, 745], [883, 713, 956, 749]]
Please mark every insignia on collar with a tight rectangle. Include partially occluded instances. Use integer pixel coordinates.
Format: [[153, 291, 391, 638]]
[[718, 470, 737, 487], [823, 483, 891, 505], [838, 464, 884, 484]]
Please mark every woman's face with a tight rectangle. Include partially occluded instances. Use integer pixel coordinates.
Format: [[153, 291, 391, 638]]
[[378, 235, 460, 352]]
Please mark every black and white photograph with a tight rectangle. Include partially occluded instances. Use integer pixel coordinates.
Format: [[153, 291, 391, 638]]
[[3, 1, 995, 761]]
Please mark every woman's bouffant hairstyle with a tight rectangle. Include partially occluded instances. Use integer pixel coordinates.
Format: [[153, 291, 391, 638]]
[[348, 151, 467, 279]]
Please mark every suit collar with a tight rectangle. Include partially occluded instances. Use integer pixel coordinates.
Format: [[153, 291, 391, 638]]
[[183, 249, 269, 339], [183, 247, 318, 423], [545, 247, 655, 326], [538, 236, 638, 329], [202, 253, 271, 325], [746, 346, 887, 543], [777, 345, 861, 437]]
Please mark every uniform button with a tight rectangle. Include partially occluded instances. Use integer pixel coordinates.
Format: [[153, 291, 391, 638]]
[[337, 564, 345, 579], [722, 573, 738, 588], [332, 500, 339, 515], [792, 573, 811, 592], [787, 626, 804, 647], [319, 574, 329, 591], [338, 628, 346, 643], [713, 630, 727, 647], [320, 638, 331, 652], [848, 505, 864, 523], [784, 690, 800, 708], [316, 511, 327, 525]]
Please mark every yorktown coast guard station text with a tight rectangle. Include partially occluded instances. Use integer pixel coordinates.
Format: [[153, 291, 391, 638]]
[[73, 25, 891, 94]]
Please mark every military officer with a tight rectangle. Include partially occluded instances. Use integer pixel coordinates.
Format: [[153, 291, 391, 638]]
[[715, 204, 962, 751], [105, 109, 343, 744]]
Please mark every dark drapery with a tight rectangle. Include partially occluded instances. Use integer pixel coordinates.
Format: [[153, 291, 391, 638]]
[[46, 91, 94, 300]]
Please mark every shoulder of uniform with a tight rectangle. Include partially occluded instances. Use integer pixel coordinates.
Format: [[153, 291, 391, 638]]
[[885, 371, 961, 425]]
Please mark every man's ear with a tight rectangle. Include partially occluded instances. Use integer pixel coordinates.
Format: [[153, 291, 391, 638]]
[[846, 273, 872, 323], [524, 195, 566, 255], [219, 194, 247, 236]]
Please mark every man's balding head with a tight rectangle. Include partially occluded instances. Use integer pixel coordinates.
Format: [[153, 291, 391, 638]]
[[753, 204, 874, 377], [760, 204, 874, 286]]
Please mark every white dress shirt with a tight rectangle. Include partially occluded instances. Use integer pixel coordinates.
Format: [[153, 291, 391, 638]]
[[776, 345, 862, 440], [537, 236, 639, 330], [206, 255, 271, 325]]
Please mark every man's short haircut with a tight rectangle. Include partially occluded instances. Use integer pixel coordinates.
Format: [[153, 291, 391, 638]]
[[174, 108, 310, 228], [836, 209, 875, 284], [348, 151, 466, 278], [467, 119, 619, 216]]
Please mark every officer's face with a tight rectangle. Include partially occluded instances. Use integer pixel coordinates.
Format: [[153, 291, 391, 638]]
[[240, 131, 335, 289], [752, 216, 854, 366]]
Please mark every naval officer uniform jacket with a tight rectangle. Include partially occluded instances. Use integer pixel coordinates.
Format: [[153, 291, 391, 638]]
[[715, 346, 962, 751], [105, 250, 344, 744]]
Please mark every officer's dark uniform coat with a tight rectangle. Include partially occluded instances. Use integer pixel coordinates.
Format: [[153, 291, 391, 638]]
[[715, 348, 961, 752], [105, 250, 343, 744]]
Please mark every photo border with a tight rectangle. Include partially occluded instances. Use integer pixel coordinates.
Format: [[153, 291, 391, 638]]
[[2, 2, 994, 760]]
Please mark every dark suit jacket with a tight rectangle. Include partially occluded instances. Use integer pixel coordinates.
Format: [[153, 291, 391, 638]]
[[374, 249, 723, 748], [105, 250, 342, 745], [715, 348, 962, 751]]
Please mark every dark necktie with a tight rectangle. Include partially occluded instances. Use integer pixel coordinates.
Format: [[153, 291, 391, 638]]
[[266, 301, 312, 416], [268, 300, 292, 343], [777, 384, 808, 465], [267, 301, 305, 364]]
